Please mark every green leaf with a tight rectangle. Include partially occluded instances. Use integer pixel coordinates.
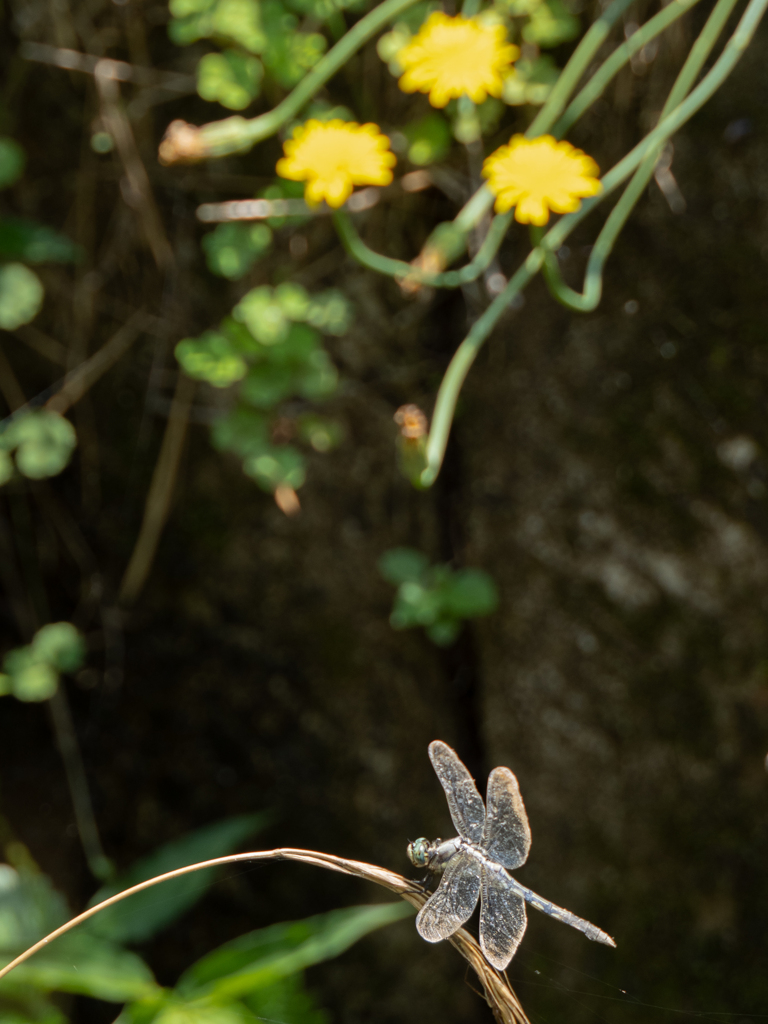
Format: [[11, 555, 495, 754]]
[[0, 987, 66, 1024], [426, 619, 461, 646], [169, 0, 266, 52], [0, 410, 77, 480], [378, 547, 429, 585], [197, 50, 263, 111], [244, 973, 327, 1024], [0, 865, 68, 952], [243, 445, 306, 492], [403, 113, 451, 166], [443, 569, 499, 618], [87, 814, 268, 944], [31, 622, 86, 673], [1, 931, 158, 1002], [211, 407, 269, 459], [274, 282, 310, 321], [176, 331, 248, 388], [233, 286, 290, 346], [10, 661, 59, 702], [201, 223, 272, 280], [502, 55, 560, 106], [261, 0, 326, 88], [297, 415, 343, 453], [0, 673, 11, 696], [522, 0, 579, 47], [0, 218, 83, 264], [154, 1002, 256, 1024], [0, 138, 25, 190], [0, 264, 43, 329], [177, 903, 413, 1000], [304, 290, 352, 336]]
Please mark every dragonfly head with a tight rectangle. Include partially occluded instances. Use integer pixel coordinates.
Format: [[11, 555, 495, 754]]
[[407, 837, 432, 868]]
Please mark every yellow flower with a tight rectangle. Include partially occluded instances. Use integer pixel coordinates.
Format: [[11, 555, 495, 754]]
[[482, 134, 602, 225], [396, 12, 519, 108], [276, 119, 396, 208]]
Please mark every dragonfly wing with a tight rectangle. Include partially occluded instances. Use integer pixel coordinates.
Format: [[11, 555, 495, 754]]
[[429, 740, 485, 843], [482, 766, 532, 870], [416, 851, 482, 943], [479, 869, 528, 970]]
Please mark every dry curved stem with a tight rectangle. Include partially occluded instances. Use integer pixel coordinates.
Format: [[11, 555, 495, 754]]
[[0, 847, 529, 1024]]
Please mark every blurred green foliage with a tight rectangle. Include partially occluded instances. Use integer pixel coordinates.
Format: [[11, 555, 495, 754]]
[[0, 138, 25, 190], [379, 548, 498, 645], [402, 112, 451, 165], [0, 622, 86, 702], [0, 264, 43, 331], [0, 410, 77, 485], [202, 223, 273, 279], [176, 283, 350, 494], [1, 811, 410, 1024], [197, 50, 265, 110]]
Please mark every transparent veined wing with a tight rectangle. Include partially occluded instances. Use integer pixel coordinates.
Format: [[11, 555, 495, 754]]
[[482, 766, 532, 870], [416, 850, 482, 943], [428, 740, 485, 843], [479, 869, 528, 970]]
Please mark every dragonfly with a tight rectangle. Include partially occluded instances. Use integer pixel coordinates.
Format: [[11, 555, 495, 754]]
[[407, 740, 616, 970]]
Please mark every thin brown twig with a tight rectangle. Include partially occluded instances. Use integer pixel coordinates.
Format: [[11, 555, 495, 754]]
[[94, 61, 175, 272], [45, 309, 149, 415], [118, 372, 196, 605], [20, 41, 195, 91], [0, 848, 530, 1024], [47, 687, 113, 880]]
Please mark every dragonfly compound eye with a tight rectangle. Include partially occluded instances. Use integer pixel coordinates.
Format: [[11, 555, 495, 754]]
[[407, 838, 431, 867]]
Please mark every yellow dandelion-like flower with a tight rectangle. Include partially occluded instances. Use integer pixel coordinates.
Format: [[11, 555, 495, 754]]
[[482, 134, 602, 226], [276, 119, 396, 209], [397, 12, 520, 108]]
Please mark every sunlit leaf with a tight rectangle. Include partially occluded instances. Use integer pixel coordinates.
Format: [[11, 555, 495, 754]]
[[31, 623, 86, 674], [201, 223, 272, 280], [197, 50, 263, 111], [243, 445, 306, 492], [0, 263, 43, 329], [0, 410, 77, 480], [2, 931, 158, 1002], [176, 331, 248, 388], [177, 903, 413, 999]]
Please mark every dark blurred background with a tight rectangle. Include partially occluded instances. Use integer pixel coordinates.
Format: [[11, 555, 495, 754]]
[[1, 0, 768, 1022]]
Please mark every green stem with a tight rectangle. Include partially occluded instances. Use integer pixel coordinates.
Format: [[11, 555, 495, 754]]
[[527, 0, 637, 137], [553, 0, 705, 139], [334, 209, 512, 286], [421, 248, 545, 487], [419, 0, 768, 487], [413, 0, 638, 267], [194, 0, 423, 157], [541, 0, 744, 311]]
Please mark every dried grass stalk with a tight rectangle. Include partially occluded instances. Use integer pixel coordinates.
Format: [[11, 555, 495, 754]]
[[0, 847, 530, 1024]]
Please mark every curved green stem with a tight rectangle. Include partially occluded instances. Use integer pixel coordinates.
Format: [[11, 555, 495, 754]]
[[419, 0, 768, 487], [420, 249, 545, 487], [527, 0, 637, 138], [414, 0, 639, 271], [541, 0, 743, 312], [193, 0, 423, 157], [553, 0, 704, 139], [334, 209, 512, 286]]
